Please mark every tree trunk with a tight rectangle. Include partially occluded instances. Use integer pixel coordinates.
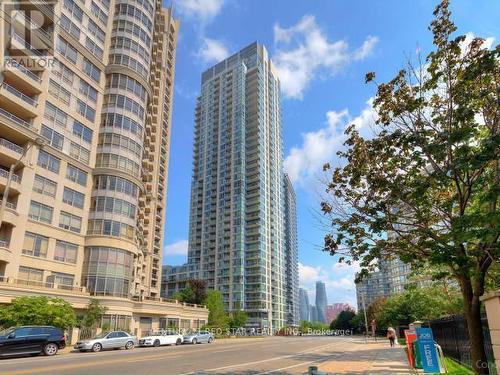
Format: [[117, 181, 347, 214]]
[[461, 277, 489, 374]]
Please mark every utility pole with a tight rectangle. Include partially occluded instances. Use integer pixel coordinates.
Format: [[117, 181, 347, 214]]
[[0, 138, 44, 229]]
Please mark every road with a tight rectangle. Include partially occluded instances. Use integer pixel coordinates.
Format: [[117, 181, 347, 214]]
[[0, 336, 366, 375]]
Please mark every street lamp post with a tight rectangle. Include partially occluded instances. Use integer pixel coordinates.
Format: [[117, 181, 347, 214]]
[[0, 138, 44, 229]]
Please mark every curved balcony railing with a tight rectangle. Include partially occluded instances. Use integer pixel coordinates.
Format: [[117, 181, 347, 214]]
[[0, 138, 24, 154], [1, 82, 38, 107], [0, 107, 33, 129], [0, 168, 21, 183], [8, 59, 42, 82]]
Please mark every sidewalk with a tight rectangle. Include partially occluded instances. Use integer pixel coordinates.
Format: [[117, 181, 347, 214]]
[[317, 338, 417, 374]]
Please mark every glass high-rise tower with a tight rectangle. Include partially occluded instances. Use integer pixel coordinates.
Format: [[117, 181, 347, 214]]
[[164, 42, 286, 330], [284, 174, 299, 326], [315, 281, 328, 323]]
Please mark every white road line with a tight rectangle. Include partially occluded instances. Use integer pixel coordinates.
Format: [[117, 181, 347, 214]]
[[254, 361, 312, 374], [127, 354, 181, 363], [178, 341, 343, 375]]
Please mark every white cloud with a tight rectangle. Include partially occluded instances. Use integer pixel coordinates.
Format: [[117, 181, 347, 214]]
[[272, 15, 378, 99], [175, 0, 224, 22], [299, 261, 358, 308], [285, 98, 376, 187], [353, 35, 379, 60], [197, 38, 229, 64], [164, 240, 189, 256]]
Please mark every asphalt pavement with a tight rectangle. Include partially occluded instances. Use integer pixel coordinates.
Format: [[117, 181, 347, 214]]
[[0, 336, 414, 375]]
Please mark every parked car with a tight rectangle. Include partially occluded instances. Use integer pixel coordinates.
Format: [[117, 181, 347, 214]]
[[139, 330, 183, 347], [183, 330, 214, 344], [74, 331, 137, 352], [0, 326, 66, 357]]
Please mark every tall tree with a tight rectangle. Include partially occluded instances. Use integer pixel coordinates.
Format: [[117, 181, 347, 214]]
[[0, 296, 76, 330], [321, 1, 499, 373], [78, 299, 107, 329], [204, 290, 229, 330]]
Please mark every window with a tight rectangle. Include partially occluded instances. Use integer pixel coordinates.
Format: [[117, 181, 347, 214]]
[[93, 175, 138, 197], [37, 150, 60, 173], [73, 121, 93, 143], [59, 211, 82, 233], [53, 59, 75, 85], [76, 99, 95, 122], [63, 187, 84, 208], [66, 164, 88, 186], [69, 142, 90, 164], [87, 219, 134, 240], [83, 58, 101, 83], [49, 272, 74, 288], [85, 37, 103, 59], [22, 232, 48, 258], [44, 102, 68, 128], [60, 14, 80, 39], [48, 79, 71, 105], [54, 240, 78, 263], [63, 0, 83, 21], [41, 125, 64, 150], [91, 1, 108, 24], [29, 201, 53, 223], [56, 37, 77, 64], [87, 19, 105, 43], [33, 174, 57, 197], [79, 80, 98, 103], [18, 266, 43, 284]]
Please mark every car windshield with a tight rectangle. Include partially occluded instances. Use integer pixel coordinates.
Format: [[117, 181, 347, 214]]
[[93, 332, 110, 339], [0, 327, 15, 337]]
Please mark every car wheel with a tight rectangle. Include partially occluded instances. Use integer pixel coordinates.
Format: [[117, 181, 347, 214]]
[[192, 338, 197, 345], [176, 338, 182, 345], [92, 343, 102, 352], [208, 337, 213, 343], [43, 343, 58, 356], [153, 339, 160, 347], [125, 341, 135, 350]]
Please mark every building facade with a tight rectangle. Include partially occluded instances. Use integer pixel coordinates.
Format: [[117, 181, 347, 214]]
[[0, 0, 207, 332], [309, 305, 318, 323], [298, 288, 309, 322], [163, 42, 286, 330], [325, 303, 353, 323], [283, 174, 298, 327], [355, 257, 411, 311], [315, 281, 327, 323]]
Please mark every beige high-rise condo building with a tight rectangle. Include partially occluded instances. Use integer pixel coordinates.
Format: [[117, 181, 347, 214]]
[[0, 0, 207, 335]]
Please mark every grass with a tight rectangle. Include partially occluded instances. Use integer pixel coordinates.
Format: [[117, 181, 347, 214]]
[[444, 358, 474, 375], [397, 337, 406, 346]]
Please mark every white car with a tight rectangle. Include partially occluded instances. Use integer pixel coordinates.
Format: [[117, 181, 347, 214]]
[[139, 330, 183, 347]]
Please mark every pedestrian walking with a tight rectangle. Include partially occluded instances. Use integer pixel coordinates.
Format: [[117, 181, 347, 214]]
[[387, 327, 396, 347]]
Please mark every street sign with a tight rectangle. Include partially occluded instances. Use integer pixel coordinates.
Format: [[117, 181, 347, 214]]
[[404, 329, 417, 368], [416, 328, 440, 373]]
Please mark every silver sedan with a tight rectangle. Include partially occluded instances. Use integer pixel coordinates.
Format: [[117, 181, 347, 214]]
[[74, 331, 138, 352], [183, 330, 214, 344]]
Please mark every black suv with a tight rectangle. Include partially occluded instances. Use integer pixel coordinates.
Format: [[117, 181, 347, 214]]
[[0, 326, 66, 357]]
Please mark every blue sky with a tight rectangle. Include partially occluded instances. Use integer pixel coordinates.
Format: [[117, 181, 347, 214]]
[[162, 0, 499, 307]]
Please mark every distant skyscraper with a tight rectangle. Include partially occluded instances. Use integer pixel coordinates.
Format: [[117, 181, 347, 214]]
[[299, 288, 310, 321], [315, 281, 328, 323], [284, 174, 299, 326], [163, 42, 285, 330], [309, 305, 318, 322]]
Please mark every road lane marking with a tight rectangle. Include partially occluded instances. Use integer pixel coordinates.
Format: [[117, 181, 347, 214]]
[[254, 361, 312, 374], [178, 341, 344, 375], [127, 354, 181, 363]]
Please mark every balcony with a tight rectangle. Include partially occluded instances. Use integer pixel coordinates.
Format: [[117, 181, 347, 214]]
[[0, 168, 22, 195], [9, 31, 46, 57], [10, 11, 53, 50], [0, 138, 24, 165], [0, 82, 38, 117], [3, 58, 43, 94]]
